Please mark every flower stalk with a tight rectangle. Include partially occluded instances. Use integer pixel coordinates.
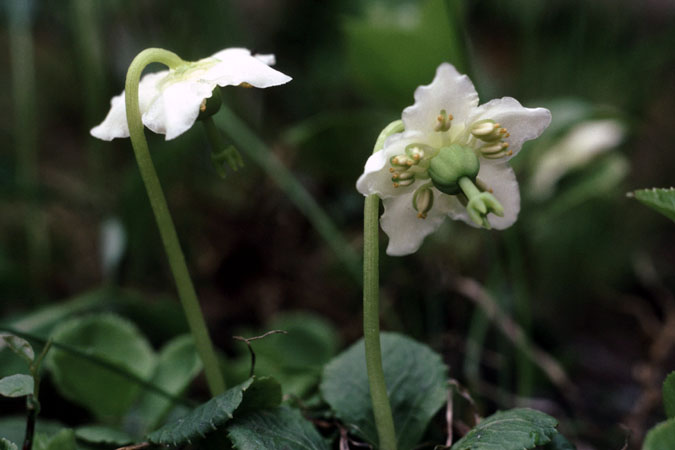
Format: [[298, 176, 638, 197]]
[[125, 48, 225, 396], [363, 120, 404, 450]]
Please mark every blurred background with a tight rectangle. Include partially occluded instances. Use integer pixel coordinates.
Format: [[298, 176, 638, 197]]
[[1, 0, 674, 447]]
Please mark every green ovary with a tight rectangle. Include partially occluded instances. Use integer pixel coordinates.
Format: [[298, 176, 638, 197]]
[[428, 144, 480, 195]]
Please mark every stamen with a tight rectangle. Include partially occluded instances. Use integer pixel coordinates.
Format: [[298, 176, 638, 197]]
[[412, 185, 434, 219], [481, 142, 509, 155], [471, 120, 510, 142], [434, 109, 453, 132], [390, 155, 414, 167], [393, 178, 414, 187], [482, 150, 513, 159], [392, 171, 415, 187]]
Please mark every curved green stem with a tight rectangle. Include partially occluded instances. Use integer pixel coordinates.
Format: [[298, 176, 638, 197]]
[[125, 48, 225, 396], [364, 120, 403, 450]]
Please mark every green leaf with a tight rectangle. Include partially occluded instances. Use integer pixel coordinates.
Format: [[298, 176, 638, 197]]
[[227, 313, 340, 398], [0, 374, 34, 397], [663, 371, 675, 419], [0, 333, 34, 364], [0, 438, 17, 450], [237, 376, 282, 414], [543, 433, 576, 450], [320, 332, 448, 449], [45, 313, 156, 420], [227, 406, 329, 450], [248, 313, 339, 370], [0, 416, 64, 445], [74, 425, 134, 446], [451, 408, 559, 450], [643, 418, 675, 450], [148, 377, 281, 446], [630, 187, 675, 222], [134, 335, 202, 431], [344, 0, 466, 107], [33, 429, 77, 450]]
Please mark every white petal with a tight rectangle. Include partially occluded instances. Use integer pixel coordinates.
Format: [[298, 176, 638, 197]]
[[356, 131, 428, 198], [402, 63, 479, 134], [90, 92, 128, 140], [253, 53, 276, 66], [469, 97, 551, 160], [381, 188, 458, 256], [448, 162, 520, 229], [204, 48, 291, 88], [530, 119, 624, 199], [143, 79, 215, 140], [90, 70, 168, 141]]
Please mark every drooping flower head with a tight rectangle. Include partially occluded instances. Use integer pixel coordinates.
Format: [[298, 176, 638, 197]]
[[90, 48, 291, 141], [357, 63, 551, 256]]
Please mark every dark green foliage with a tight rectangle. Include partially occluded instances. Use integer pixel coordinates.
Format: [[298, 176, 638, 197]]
[[450, 408, 559, 450], [45, 314, 156, 420], [0, 374, 33, 398], [664, 372, 675, 419], [227, 407, 329, 450], [74, 426, 134, 446], [147, 377, 281, 446], [33, 429, 77, 450], [643, 419, 675, 450], [542, 433, 576, 450], [133, 335, 202, 432], [631, 188, 675, 222], [321, 332, 448, 449]]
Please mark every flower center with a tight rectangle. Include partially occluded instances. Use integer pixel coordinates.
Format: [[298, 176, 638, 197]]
[[385, 111, 511, 227]]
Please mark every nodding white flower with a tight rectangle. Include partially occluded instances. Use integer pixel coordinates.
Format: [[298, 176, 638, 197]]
[[90, 48, 291, 141], [357, 63, 551, 256], [530, 119, 625, 200]]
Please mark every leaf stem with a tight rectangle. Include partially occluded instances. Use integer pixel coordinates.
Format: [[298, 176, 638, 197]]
[[125, 48, 225, 396], [363, 120, 403, 450]]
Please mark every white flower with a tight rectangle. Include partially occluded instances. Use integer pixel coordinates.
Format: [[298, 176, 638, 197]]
[[530, 119, 625, 200], [356, 63, 551, 256], [90, 48, 292, 141]]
